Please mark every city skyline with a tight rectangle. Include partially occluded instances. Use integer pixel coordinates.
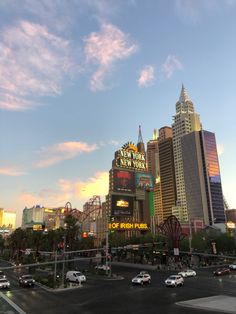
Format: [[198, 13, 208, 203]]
[[0, 1, 236, 227]]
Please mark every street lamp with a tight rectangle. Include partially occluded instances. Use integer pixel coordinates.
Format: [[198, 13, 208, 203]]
[[61, 223, 67, 287]]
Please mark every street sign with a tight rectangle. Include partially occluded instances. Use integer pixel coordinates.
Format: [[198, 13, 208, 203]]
[[173, 248, 179, 256], [25, 248, 31, 255]]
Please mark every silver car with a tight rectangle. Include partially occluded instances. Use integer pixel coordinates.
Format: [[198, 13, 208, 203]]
[[165, 275, 184, 287], [0, 278, 10, 289], [132, 273, 151, 285]]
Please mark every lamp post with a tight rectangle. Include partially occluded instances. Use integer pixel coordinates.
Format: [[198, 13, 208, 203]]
[[61, 235, 66, 287], [188, 218, 192, 254]]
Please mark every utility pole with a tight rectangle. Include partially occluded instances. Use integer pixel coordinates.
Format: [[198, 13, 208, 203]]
[[53, 250, 58, 288], [188, 218, 192, 254], [61, 235, 66, 287], [105, 230, 109, 276]]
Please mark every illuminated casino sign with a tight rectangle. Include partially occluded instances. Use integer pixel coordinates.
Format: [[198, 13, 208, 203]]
[[113, 169, 135, 193], [111, 195, 134, 216], [108, 222, 149, 230], [115, 142, 147, 171]]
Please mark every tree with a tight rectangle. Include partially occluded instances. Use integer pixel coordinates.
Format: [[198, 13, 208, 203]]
[[8, 228, 27, 261]]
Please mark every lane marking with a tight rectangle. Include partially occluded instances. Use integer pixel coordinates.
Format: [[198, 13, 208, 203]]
[[0, 291, 27, 314]]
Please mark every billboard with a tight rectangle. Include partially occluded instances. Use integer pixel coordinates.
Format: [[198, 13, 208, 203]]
[[113, 169, 135, 193], [136, 173, 154, 190], [111, 195, 134, 217]]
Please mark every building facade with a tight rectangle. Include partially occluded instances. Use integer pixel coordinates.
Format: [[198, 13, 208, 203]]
[[158, 126, 177, 222], [172, 85, 201, 222], [22, 205, 66, 230]]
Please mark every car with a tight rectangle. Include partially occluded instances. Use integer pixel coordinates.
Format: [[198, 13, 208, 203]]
[[66, 271, 86, 283], [229, 263, 236, 270], [213, 268, 230, 276], [132, 273, 151, 285], [139, 271, 150, 276], [19, 275, 35, 287], [0, 278, 10, 289], [178, 269, 196, 277], [0, 271, 6, 279], [95, 264, 110, 271], [165, 275, 184, 287]]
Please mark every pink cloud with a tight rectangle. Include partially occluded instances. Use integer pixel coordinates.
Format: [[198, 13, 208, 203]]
[[35, 141, 98, 168], [0, 167, 26, 176], [17, 171, 109, 209], [0, 20, 76, 111], [161, 55, 183, 79], [138, 65, 155, 87], [84, 23, 138, 91]]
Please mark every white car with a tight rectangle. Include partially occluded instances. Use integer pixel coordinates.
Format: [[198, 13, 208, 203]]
[[66, 271, 86, 283], [229, 263, 236, 270], [0, 278, 10, 289], [178, 269, 196, 277], [132, 273, 151, 285], [165, 275, 184, 287], [95, 265, 110, 271]]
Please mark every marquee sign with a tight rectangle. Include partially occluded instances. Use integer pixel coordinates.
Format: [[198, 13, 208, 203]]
[[115, 142, 147, 171], [108, 222, 149, 230]]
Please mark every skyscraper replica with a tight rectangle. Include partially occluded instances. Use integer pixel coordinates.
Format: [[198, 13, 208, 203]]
[[171, 85, 202, 222], [182, 130, 225, 227], [158, 127, 176, 222], [171, 85, 225, 228]]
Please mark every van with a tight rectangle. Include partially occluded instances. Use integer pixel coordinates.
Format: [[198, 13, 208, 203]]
[[66, 271, 86, 283]]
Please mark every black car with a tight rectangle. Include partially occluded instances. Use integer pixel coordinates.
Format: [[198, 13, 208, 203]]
[[19, 275, 35, 287]]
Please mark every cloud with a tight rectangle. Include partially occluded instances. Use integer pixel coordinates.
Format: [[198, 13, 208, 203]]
[[35, 141, 98, 168], [0, 167, 26, 176], [75, 171, 109, 198], [18, 192, 39, 207], [161, 55, 183, 79], [109, 139, 120, 146], [17, 171, 109, 209], [138, 65, 155, 87], [217, 144, 224, 156], [84, 23, 138, 91], [0, 20, 77, 111]]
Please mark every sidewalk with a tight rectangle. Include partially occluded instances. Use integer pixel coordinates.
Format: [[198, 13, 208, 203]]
[[177, 295, 236, 313]]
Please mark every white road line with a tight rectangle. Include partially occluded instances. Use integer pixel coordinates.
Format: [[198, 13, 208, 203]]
[[0, 291, 27, 314]]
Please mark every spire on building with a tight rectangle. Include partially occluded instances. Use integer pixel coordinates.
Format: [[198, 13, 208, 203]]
[[152, 129, 158, 141], [179, 84, 191, 103], [137, 125, 145, 153], [137, 125, 144, 144]]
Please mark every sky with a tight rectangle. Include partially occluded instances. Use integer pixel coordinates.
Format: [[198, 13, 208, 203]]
[[0, 0, 236, 227]]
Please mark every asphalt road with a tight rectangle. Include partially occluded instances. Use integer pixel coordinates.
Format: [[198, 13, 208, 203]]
[[1, 261, 236, 314]]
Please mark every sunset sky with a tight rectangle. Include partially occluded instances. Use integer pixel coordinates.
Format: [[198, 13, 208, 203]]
[[0, 0, 236, 226]]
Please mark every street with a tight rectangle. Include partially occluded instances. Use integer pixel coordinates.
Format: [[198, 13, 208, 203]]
[[1, 261, 236, 314]]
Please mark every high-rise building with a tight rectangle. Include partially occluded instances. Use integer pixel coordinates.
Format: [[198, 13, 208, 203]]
[[181, 131, 210, 225], [147, 129, 159, 180], [201, 130, 225, 224], [172, 85, 201, 222], [147, 130, 162, 225], [181, 130, 226, 227], [158, 127, 176, 221]]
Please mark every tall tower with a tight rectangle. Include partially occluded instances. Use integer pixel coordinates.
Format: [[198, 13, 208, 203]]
[[147, 129, 163, 224], [147, 129, 159, 179], [172, 85, 201, 222], [158, 126, 176, 221], [137, 125, 145, 154], [181, 130, 226, 227]]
